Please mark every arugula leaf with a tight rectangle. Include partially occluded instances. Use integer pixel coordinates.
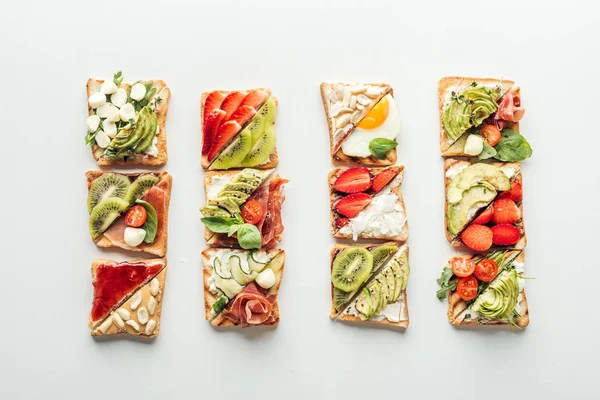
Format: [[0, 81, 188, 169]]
[[201, 216, 241, 233], [236, 224, 262, 250], [113, 71, 123, 86], [212, 296, 228, 314], [436, 267, 457, 300], [135, 200, 158, 243], [85, 124, 101, 147], [478, 141, 497, 160], [494, 129, 532, 161], [368, 138, 398, 159]]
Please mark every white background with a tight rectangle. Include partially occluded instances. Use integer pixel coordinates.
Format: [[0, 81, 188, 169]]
[[1, 0, 599, 398]]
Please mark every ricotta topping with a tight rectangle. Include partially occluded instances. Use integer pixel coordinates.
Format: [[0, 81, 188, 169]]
[[206, 174, 233, 199], [445, 163, 468, 180], [500, 163, 519, 179]]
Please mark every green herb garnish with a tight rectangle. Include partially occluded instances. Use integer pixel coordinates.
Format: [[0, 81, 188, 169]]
[[135, 199, 158, 243], [436, 267, 457, 300], [368, 138, 398, 159], [212, 297, 228, 314]]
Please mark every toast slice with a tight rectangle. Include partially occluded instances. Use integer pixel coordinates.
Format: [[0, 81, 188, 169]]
[[200, 89, 278, 170], [86, 78, 170, 166], [438, 76, 520, 155], [202, 248, 285, 327], [329, 243, 409, 328], [320, 82, 397, 166], [329, 166, 408, 242], [445, 251, 529, 328], [89, 258, 167, 337], [86, 171, 172, 257], [443, 159, 526, 250]]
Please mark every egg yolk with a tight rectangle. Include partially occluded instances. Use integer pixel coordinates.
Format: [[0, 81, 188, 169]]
[[357, 97, 389, 130]]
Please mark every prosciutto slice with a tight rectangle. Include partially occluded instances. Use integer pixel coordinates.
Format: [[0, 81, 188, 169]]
[[261, 175, 288, 249], [222, 283, 274, 326], [495, 91, 525, 123]]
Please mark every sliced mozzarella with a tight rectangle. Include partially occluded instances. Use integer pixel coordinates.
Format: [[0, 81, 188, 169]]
[[88, 92, 106, 109], [95, 130, 111, 148], [255, 268, 276, 289], [111, 88, 127, 107], [86, 115, 100, 132], [130, 83, 147, 101], [96, 103, 120, 122], [124, 227, 146, 247], [102, 120, 117, 137], [100, 81, 118, 95], [119, 103, 135, 121], [464, 135, 484, 156]]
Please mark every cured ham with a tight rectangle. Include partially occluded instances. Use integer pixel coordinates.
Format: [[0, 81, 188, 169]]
[[261, 175, 288, 249], [222, 283, 274, 326], [248, 183, 270, 232], [495, 91, 525, 123]]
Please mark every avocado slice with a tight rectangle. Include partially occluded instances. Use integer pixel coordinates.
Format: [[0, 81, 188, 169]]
[[208, 197, 240, 215], [383, 267, 396, 303], [443, 85, 501, 141], [201, 205, 230, 218], [447, 184, 497, 236], [471, 269, 520, 320], [376, 277, 389, 311], [447, 163, 511, 204], [355, 288, 372, 318], [219, 190, 250, 203]]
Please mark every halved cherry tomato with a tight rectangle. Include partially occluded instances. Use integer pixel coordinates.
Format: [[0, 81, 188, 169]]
[[456, 276, 479, 301], [124, 205, 147, 227], [479, 124, 501, 146], [241, 200, 264, 225], [474, 259, 499, 282], [451, 257, 476, 278]]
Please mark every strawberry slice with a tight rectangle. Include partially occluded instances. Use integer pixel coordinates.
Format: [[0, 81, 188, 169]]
[[202, 109, 226, 156], [220, 92, 247, 121], [240, 89, 269, 109], [203, 92, 226, 126], [372, 168, 399, 193], [491, 198, 521, 225], [335, 193, 372, 218], [460, 224, 493, 252], [335, 218, 350, 228], [472, 206, 494, 225], [497, 181, 523, 202], [491, 224, 520, 246], [334, 168, 371, 194], [228, 105, 257, 127], [208, 120, 242, 161]]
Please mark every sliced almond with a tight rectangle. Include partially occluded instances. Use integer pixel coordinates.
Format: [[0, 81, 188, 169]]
[[366, 86, 385, 97], [341, 107, 354, 114], [350, 85, 367, 94], [357, 94, 371, 106], [148, 296, 157, 316], [144, 319, 156, 336], [325, 87, 338, 102], [98, 316, 113, 334], [137, 307, 149, 325], [350, 95, 357, 108], [130, 292, 142, 310], [342, 91, 351, 108], [350, 110, 362, 124], [356, 103, 365, 111], [116, 308, 131, 321], [335, 84, 344, 99], [330, 102, 342, 117], [334, 128, 346, 139], [150, 278, 160, 296], [336, 113, 350, 128], [125, 320, 140, 332], [112, 312, 125, 329]]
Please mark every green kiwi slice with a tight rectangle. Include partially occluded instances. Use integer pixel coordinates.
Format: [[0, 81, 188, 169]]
[[369, 244, 399, 272], [333, 288, 355, 312], [87, 173, 130, 213], [124, 174, 159, 205], [331, 247, 373, 293], [89, 197, 129, 239], [210, 130, 252, 170], [240, 126, 276, 167], [257, 97, 277, 129]]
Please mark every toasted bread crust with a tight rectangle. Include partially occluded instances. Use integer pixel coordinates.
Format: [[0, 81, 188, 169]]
[[201, 248, 285, 327], [85, 171, 172, 257], [86, 79, 170, 166], [200, 89, 278, 170], [438, 77, 518, 154]]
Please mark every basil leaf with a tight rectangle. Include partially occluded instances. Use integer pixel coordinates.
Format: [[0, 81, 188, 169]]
[[113, 70, 123, 86], [236, 224, 262, 250], [478, 141, 497, 160], [493, 129, 532, 161], [135, 200, 158, 243], [368, 138, 398, 159], [212, 296, 228, 314], [201, 216, 240, 233], [227, 224, 241, 237], [436, 267, 457, 300]]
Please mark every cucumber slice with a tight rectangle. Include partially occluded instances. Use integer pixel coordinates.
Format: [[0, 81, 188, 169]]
[[214, 257, 232, 279], [230, 255, 257, 285], [214, 274, 244, 299], [248, 251, 269, 272]]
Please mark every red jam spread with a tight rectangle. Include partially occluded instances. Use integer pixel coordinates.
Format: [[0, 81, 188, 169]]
[[91, 262, 162, 322]]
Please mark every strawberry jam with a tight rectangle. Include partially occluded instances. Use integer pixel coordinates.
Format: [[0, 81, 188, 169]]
[[91, 262, 162, 322]]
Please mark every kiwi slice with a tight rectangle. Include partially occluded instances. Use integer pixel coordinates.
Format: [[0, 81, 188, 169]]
[[257, 97, 277, 130], [331, 247, 373, 293], [219, 191, 250, 203], [201, 205, 230, 218], [240, 126, 276, 167], [369, 244, 398, 271], [223, 182, 255, 194], [87, 173, 130, 213], [333, 288, 354, 312], [244, 114, 266, 145], [89, 197, 129, 239], [124, 174, 159, 205], [210, 130, 252, 170]]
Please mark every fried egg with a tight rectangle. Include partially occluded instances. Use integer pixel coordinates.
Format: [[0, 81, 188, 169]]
[[341, 94, 400, 157]]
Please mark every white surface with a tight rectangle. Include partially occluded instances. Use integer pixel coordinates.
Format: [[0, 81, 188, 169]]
[[1, 1, 599, 399]]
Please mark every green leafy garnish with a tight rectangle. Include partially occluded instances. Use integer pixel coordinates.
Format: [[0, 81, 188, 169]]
[[201, 215, 244, 233], [368, 138, 398, 159], [135, 200, 158, 243], [85, 124, 101, 147], [236, 224, 262, 250], [201, 215, 262, 249], [212, 296, 228, 314], [436, 267, 457, 300], [493, 129, 532, 161], [478, 141, 497, 160], [113, 71, 123, 86]]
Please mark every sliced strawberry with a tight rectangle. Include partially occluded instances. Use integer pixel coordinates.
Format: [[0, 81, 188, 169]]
[[240, 89, 269, 109], [220, 91, 247, 121], [202, 109, 226, 156], [335, 193, 372, 218], [492, 198, 521, 225], [460, 224, 493, 252], [472, 206, 494, 225], [334, 167, 371, 194], [491, 224, 520, 246], [228, 105, 257, 127], [203, 92, 226, 125], [498, 181, 523, 202], [335, 218, 350, 228], [208, 120, 242, 161], [372, 168, 399, 193]]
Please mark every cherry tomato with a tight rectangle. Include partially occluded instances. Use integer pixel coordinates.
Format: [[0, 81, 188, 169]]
[[124, 205, 147, 227], [474, 259, 499, 282], [451, 257, 476, 278], [479, 124, 501, 147], [456, 276, 478, 301], [241, 200, 265, 225]]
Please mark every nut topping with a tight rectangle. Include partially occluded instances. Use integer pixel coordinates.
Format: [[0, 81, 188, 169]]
[[337, 113, 350, 128], [131, 292, 142, 310], [116, 308, 131, 321], [330, 102, 342, 117], [112, 312, 125, 329], [125, 320, 140, 332], [150, 278, 160, 296], [357, 94, 371, 106], [98, 316, 113, 333], [148, 296, 157, 316], [350, 95, 357, 108], [350, 110, 362, 124], [137, 307, 149, 325], [144, 319, 156, 336]]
